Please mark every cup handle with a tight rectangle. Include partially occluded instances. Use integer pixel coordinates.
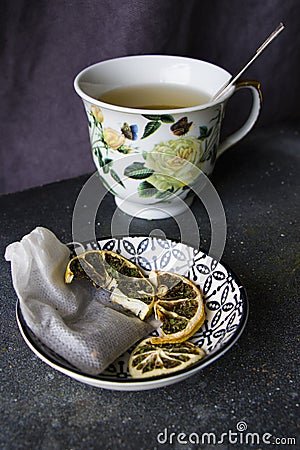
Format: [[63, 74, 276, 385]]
[[217, 80, 262, 158]]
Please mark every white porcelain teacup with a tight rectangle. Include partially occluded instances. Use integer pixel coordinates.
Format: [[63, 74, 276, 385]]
[[74, 55, 262, 219]]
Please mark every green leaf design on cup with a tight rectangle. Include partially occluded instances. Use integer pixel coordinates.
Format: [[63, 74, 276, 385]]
[[124, 162, 154, 179], [103, 158, 113, 174], [198, 125, 212, 140], [110, 169, 125, 188], [94, 147, 104, 168], [142, 114, 175, 123], [141, 121, 161, 139], [137, 181, 158, 198], [141, 114, 175, 139]]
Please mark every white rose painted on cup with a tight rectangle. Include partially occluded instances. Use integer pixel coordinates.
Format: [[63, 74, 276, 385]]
[[145, 136, 204, 192]]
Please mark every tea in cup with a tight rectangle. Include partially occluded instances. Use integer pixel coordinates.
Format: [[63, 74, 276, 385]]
[[74, 55, 262, 219]]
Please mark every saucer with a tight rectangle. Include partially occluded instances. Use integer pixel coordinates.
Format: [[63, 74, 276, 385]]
[[16, 236, 248, 391]]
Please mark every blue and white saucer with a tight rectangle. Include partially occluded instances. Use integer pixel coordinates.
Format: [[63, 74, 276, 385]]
[[16, 236, 248, 391]]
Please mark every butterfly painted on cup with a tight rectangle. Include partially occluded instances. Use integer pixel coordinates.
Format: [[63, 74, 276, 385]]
[[170, 117, 193, 136], [121, 123, 138, 140]]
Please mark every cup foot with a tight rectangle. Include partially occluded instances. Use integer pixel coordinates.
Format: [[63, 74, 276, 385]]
[[115, 195, 194, 220]]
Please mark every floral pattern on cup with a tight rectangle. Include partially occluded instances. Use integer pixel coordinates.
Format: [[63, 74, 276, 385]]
[[87, 105, 221, 198]]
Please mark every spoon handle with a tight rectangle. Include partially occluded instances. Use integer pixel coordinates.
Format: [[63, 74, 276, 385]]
[[212, 22, 285, 101]]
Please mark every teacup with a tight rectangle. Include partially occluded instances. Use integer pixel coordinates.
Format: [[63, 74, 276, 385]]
[[74, 55, 262, 219]]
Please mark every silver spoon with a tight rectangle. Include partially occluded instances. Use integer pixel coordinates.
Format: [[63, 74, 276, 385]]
[[211, 22, 285, 101]]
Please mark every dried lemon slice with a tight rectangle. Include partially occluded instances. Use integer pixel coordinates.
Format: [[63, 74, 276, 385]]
[[111, 275, 155, 320], [65, 250, 109, 287], [65, 250, 155, 318], [129, 338, 205, 378], [65, 252, 205, 340], [150, 271, 205, 344], [101, 250, 144, 280], [65, 250, 145, 288]]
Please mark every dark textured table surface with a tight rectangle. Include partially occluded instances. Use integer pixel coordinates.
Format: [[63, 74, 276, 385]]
[[1, 123, 299, 450]]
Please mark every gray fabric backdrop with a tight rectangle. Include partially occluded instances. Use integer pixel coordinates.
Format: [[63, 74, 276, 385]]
[[1, 0, 299, 194]]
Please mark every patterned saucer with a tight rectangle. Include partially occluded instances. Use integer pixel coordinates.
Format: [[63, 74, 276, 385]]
[[16, 236, 248, 391]]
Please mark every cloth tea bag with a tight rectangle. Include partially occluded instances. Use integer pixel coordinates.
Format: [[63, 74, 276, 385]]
[[5, 227, 154, 375]]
